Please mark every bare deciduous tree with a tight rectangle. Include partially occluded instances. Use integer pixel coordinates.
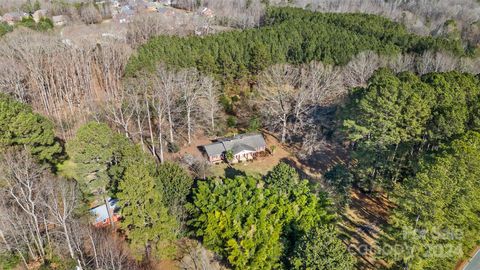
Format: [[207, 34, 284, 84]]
[[416, 50, 459, 75], [79, 3, 102, 25], [0, 149, 48, 262], [43, 180, 79, 261], [199, 75, 220, 133], [387, 53, 416, 73], [342, 51, 385, 88], [178, 69, 202, 145], [256, 64, 299, 143]]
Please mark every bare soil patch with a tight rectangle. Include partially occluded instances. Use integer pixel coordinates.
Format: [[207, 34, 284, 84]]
[[339, 190, 394, 270]]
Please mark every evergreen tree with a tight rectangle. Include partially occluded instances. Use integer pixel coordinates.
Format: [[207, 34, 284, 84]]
[[340, 69, 480, 191], [290, 225, 356, 270], [125, 8, 463, 80], [379, 131, 480, 269], [188, 172, 333, 269], [0, 93, 61, 163], [117, 155, 178, 260], [156, 162, 193, 212], [264, 162, 300, 193], [63, 122, 127, 196]]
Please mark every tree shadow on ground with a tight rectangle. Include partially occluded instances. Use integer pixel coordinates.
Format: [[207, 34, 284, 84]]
[[224, 166, 247, 178]]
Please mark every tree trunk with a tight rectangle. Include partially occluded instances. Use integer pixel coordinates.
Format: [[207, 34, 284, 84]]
[[135, 113, 145, 152], [145, 98, 156, 157], [167, 109, 174, 143], [103, 196, 115, 230], [88, 232, 100, 269], [62, 223, 75, 260], [187, 108, 192, 145], [281, 113, 287, 143], [210, 109, 215, 132], [157, 110, 164, 163]]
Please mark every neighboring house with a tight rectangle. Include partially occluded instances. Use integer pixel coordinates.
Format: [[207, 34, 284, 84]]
[[2, 12, 28, 25], [202, 133, 267, 163], [114, 5, 135, 23], [52, 15, 68, 26], [89, 198, 121, 227]]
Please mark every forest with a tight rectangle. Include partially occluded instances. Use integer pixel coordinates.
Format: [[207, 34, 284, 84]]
[[126, 7, 465, 81], [1, 2, 480, 270]]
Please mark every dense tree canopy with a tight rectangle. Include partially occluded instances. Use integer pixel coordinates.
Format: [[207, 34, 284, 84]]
[[188, 168, 335, 269], [264, 162, 300, 193], [117, 148, 178, 260], [0, 93, 61, 163], [63, 122, 128, 196], [290, 225, 356, 270], [380, 131, 480, 269], [126, 7, 463, 81], [341, 69, 480, 191], [156, 162, 193, 211]]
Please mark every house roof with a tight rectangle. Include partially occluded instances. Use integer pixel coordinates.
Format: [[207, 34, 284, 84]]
[[203, 133, 266, 157]]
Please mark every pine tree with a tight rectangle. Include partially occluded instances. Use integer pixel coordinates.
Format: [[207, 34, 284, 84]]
[[64, 122, 127, 196], [0, 93, 61, 163], [118, 157, 178, 260], [290, 225, 356, 270]]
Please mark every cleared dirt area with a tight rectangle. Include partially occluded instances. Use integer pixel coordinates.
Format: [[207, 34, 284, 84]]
[[339, 190, 393, 270]]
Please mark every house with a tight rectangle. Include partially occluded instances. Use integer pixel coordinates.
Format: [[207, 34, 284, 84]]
[[89, 198, 121, 227], [52, 15, 68, 26], [2, 12, 28, 25], [114, 5, 135, 23], [202, 133, 267, 163]]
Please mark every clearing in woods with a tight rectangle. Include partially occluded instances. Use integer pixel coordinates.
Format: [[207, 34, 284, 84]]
[[176, 131, 393, 270]]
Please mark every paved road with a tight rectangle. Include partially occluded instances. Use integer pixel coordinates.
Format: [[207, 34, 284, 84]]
[[464, 249, 480, 270]]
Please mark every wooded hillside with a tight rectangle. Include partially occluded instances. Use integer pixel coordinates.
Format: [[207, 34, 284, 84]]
[[126, 7, 464, 81]]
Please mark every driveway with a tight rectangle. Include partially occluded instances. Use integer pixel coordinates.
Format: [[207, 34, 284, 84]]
[[464, 249, 480, 270]]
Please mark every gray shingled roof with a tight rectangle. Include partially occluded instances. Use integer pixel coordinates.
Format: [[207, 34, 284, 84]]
[[202, 133, 266, 157]]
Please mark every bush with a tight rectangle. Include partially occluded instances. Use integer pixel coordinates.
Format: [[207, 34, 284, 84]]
[[248, 116, 261, 131], [37, 18, 54, 31], [17, 17, 36, 29], [0, 22, 13, 37], [17, 17, 54, 32], [290, 225, 356, 270], [0, 252, 21, 270], [167, 141, 180, 153], [227, 116, 237, 128]]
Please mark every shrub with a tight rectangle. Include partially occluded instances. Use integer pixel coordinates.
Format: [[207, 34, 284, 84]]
[[227, 116, 237, 128]]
